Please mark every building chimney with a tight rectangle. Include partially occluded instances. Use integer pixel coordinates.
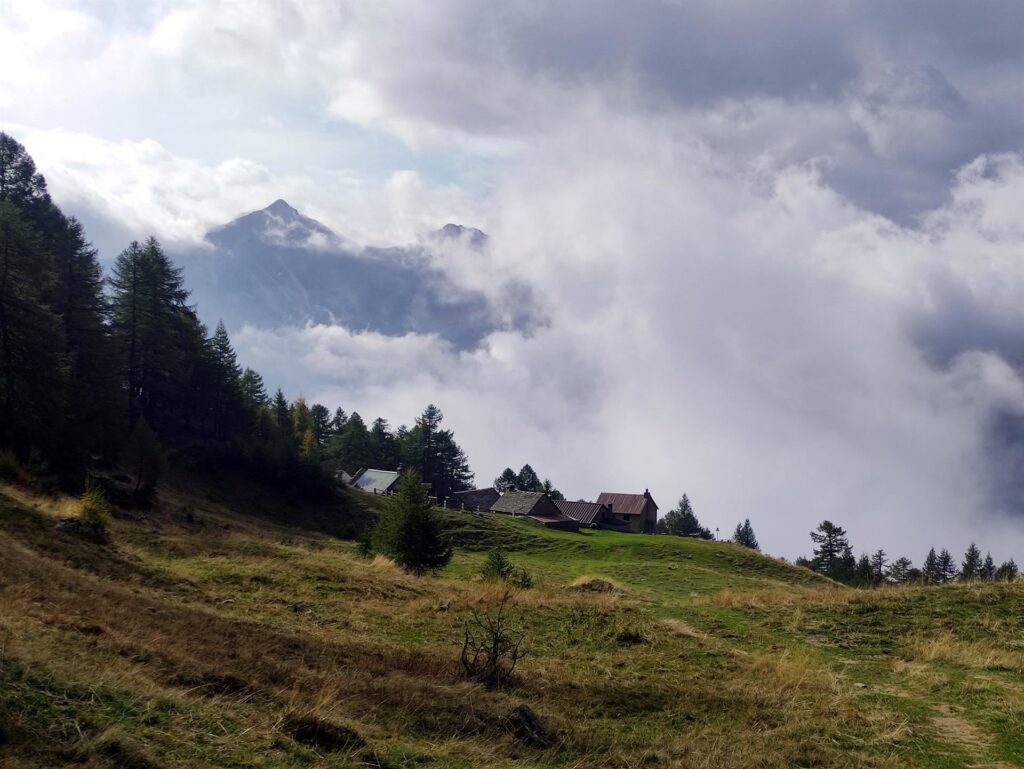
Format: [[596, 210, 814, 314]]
[[644, 488, 650, 499]]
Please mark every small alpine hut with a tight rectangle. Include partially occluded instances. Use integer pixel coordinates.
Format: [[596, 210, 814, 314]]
[[448, 487, 501, 511], [351, 469, 401, 495], [595, 490, 658, 533], [490, 491, 580, 531]]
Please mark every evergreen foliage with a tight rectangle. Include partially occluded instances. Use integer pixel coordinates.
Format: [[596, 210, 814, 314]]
[[809, 521, 856, 583], [373, 469, 452, 575], [960, 543, 982, 581], [732, 519, 759, 550], [494, 467, 519, 492], [658, 494, 712, 539]]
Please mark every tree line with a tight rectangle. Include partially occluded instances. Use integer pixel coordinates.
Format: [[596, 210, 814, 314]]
[[795, 520, 1019, 586], [0, 132, 474, 500]]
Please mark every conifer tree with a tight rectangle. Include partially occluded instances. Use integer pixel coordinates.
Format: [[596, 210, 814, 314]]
[[310, 404, 331, 445], [50, 215, 118, 458], [885, 556, 914, 584], [981, 553, 996, 581], [809, 521, 856, 582], [960, 542, 982, 582], [494, 467, 519, 492], [995, 559, 1019, 582], [0, 202, 67, 455], [923, 548, 939, 583], [541, 478, 564, 500], [660, 494, 712, 539], [373, 469, 452, 575], [330, 406, 348, 435], [516, 464, 541, 491], [854, 553, 873, 586], [732, 519, 760, 550], [870, 549, 887, 585], [292, 397, 313, 446], [936, 549, 958, 583], [240, 368, 268, 408], [272, 389, 291, 434], [123, 417, 166, 495]]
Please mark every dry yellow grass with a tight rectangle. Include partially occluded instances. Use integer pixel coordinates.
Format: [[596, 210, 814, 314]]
[[908, 632, 1024, 672]]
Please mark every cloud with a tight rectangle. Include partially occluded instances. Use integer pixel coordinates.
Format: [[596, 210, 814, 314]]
[[233, 106, 1024, 562]]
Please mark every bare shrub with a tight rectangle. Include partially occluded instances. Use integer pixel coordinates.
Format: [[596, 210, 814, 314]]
[[460, 586, 526, 688]]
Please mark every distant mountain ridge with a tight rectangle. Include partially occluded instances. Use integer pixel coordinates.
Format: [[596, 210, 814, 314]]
[[175, 200, 513, 349]]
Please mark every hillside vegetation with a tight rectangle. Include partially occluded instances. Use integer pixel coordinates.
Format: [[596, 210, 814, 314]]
[[2, 477, 1024, 769]]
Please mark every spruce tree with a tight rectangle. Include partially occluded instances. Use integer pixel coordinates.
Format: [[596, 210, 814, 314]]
[[374, 469, 452, 575], [272, 389, 291, 435], [923, 548, 939, 583], [981, 553, 996, 581], [240, 368, 268, 408], [541, 478, 564, 500], [960, 543, 982, 582], [732, 519, 760, 550], [311, 404, 331, 445], [995, 559, 1019, 582], [936, 549, 958, 583], [330, 406, 348, 435], [516, 464, 541, 491], [854, 554, 873, 586]]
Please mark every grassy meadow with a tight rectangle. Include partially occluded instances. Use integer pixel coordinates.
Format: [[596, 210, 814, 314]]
[[2, 474, 1024, 768]]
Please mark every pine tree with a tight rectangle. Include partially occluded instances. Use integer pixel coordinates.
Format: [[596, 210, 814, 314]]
[[311, 403, 331, 445], [0, 202, 67, 456], [981, 553, 996, 581], [732, 519, 760, 550], [208, 321, 243, 438], [373, 469, 452, 575], [370, 417, 397, 468], [885, 556, 914, 584], [516, 464, 541, 491], [330, 407, 348, 435], [960, 543, 982, 582], [50, 215, 119, 459], [398, 404, 473, 498], [330, 411, 374, 474], [494, 467, 519, 492], [923, 548, 939, 583], [870, 549, 887, 585], [995, 559, 1019, 582], [541, 478, 563, 500], [240, 368, 268, 408], [660, 494, 712, 539], [854, 553, 873, 586], [936, 549, 958, 583], [272, 389, 291, 435], [809, 521, 855, 583], [0, 132, 53, 228]]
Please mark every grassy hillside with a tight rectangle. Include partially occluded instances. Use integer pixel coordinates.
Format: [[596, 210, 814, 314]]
[[2, 478, 1024, 768]]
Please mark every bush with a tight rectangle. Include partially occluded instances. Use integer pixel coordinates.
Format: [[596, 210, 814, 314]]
[[460, 587, 526, 688], [481, 548, 514, 580], [78, 487, 113, 529], [509, 566, 534, 589]]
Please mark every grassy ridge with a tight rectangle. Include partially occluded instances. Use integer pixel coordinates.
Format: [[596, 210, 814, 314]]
[[1, 479, 1023, 768]]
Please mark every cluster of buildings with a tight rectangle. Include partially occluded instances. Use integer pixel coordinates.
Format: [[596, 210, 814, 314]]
[[348, 468, 658, 534]]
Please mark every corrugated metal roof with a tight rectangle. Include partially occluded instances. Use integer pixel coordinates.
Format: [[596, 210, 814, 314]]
[[490, 490, 547, 515], [596, 492, 657, 515], [553, 499, 607, 525], [352, 469, 400, 493]]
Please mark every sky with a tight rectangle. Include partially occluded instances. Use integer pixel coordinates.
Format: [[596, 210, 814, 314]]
[[5, 0, 1024, 560]]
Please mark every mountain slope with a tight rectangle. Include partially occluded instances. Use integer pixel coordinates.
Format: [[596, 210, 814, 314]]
[[175, 201, 517, 349], [2, 476, 1023, 768]]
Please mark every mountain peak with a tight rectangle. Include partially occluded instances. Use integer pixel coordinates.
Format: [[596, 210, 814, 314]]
[[435, 223, 487, 247], [264, 199, 299, 217]]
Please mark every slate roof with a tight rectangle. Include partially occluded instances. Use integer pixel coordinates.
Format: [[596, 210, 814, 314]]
[[553, 499, 608, 525], [596, 492, 658, 515], [450, 487, 500, 510], [490, 490, 547, 515], [352, 469, 400, 493]]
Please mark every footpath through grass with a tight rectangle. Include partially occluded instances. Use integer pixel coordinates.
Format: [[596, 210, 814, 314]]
[[2, 481, 1023, 768]]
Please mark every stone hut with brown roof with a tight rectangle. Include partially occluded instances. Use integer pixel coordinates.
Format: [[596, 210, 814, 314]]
[[595, 490, 658, 533]]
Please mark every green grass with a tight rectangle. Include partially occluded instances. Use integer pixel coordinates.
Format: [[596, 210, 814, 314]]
[[2, 479, 1024, 768]]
